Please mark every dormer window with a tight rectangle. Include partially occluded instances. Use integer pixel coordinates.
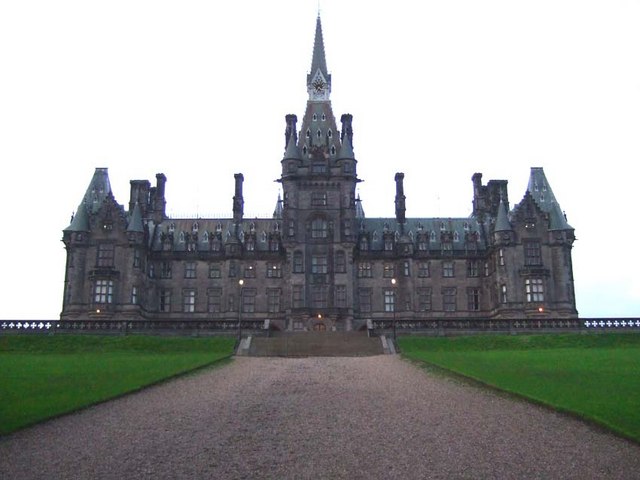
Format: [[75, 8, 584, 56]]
[[261, 231, 267, 242], [203, 231, 209, 242], [327, 129, 332, 138], [440, 222, 446, 231], [306, 129, 311, 138], [453, 231, 460, 242], [317, 129, 322, 138], [179, 232, 185, 243], [303, 145, 308, 155], [216, 222, 222, 232], [430, 231, 436, 242], [321, 113, 326, 121], [313, 113, 317, 121], [169, 223, 175, 233], [331, 145, 336, 155], [192, 222, 199, 232]]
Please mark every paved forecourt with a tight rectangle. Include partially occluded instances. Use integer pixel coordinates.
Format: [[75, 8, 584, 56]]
[[1, 355, 639, 479]]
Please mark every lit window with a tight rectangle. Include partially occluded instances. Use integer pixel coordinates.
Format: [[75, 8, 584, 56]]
[[266, 262, 282, 278], [94, 279, 114, 304], [183, 289, 196, 313], [525, 278, 544, 302], [358, 262, 372, 278], [501, 284, 508, 303], [244, 264, 256, 278], [384, 290, 395, 312], [383, 263, 395, 278]]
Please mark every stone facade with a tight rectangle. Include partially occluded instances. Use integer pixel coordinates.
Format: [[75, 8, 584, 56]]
[[61, 16, 578, 330]]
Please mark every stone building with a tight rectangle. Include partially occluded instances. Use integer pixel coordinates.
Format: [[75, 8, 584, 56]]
[[61, 16, 577, 330]]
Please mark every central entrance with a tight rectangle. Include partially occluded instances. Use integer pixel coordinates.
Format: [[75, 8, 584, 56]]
[[312, 322, 327, 332]]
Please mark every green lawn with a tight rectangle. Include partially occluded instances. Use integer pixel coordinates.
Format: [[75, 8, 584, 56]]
[[399, 333, 640, 443], [0, 335, 235, 435]]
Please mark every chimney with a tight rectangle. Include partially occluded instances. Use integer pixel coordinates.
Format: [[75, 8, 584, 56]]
[[340, 114, 353, 145], [395, 172, 406, 230], [154, 173, 167, 218], [285, 114, 298, 148], [129, 180, 150, 214], [233, 173, 244, 229]]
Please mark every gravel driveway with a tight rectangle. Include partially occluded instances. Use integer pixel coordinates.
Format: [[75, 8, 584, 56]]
[[1, 356, 639, 479]]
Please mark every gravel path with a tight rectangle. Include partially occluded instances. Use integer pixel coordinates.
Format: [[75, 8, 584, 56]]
[[1, 356, 639, 479]]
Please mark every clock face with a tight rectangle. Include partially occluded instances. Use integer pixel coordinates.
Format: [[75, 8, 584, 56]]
[[312, 78, 325, 93]]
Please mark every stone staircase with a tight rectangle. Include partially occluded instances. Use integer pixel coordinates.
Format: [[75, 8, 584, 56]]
[[237, 331, 393, 357]]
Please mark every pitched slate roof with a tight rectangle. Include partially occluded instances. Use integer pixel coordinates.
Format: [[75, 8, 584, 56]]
[[526, 167, 572, 230]]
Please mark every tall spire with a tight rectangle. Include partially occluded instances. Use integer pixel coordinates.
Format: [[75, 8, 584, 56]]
[[307, 15, 331, 101]]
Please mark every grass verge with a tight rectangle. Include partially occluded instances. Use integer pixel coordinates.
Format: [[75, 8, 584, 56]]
[[398, 333, 640, 443], [0, 335, 235, 435]]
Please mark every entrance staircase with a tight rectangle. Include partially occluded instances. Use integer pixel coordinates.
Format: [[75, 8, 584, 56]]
[[237, 331, 393, 357]]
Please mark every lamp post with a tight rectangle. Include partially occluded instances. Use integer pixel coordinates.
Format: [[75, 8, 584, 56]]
[[391, 278, 397, 341], [237, 279, 244, 342]]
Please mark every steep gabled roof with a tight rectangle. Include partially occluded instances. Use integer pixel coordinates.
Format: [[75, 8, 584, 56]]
[[308, 15, 330, 83], [127, 202, 144, 233], [494, 197, 512, 232], [526, 167, 572, 230], [81, 168, 112, 214]]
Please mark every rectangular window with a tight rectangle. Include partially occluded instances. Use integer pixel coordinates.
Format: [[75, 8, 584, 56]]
[[344, 220, 351, 236], [208, 288, 222, 313], [311, 255, 328, 274], [524, 241, 542, 266], [311, 192, 327, 206], [501, 284, 508, 304], [184, 261, 197, 279], [311, 219, 328, 238], [417, 288, 432, 311], [288, 220, 295, 237], [267, 288, 281, 313], [241, 288, 256, 313], [131, 286, 138, 305], [266, 262, 282, 278], [418, 261, 430, 278], [357, 262, 372, 278], [160, 289, 171, 312], [442, 261, 454, 278], [359, 288, 372, 313], [467, 288, 480, 311], [209, 263, 221, 278], [525, 278, 544, 302], [403, 261, 410, 277], [133, 249, 141, 268], [467, 260, 480, 277], [94, 279, 114, 304], [293, 252, 304, 273], [292, 285, 305, 308], [383, 263, 395, 278], [311, 285, 328, 308], [443, 287, 457, 312], [228, 261, 237, 278], [499, 248, 505, 266], [183, 289, 196, 313], [160, 261, 172, 279], [335, 285, 347, 308], [335, 251, 346, 273], [244, 264, 256, 278], [312, 162, 326, 174], [97, 244, 115, 267], [384, 289, 395, 312]]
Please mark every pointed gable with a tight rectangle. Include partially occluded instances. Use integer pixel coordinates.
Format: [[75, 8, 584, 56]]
[[526, 167, 572, 230]]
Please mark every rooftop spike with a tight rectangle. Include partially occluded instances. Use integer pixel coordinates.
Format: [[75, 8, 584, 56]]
[[127, 202, 144, 233], [494, 197, 512, 232], [307, 15, 331, 100]]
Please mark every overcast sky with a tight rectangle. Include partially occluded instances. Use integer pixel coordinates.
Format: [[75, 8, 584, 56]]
[[1, 0, 639, 319]]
